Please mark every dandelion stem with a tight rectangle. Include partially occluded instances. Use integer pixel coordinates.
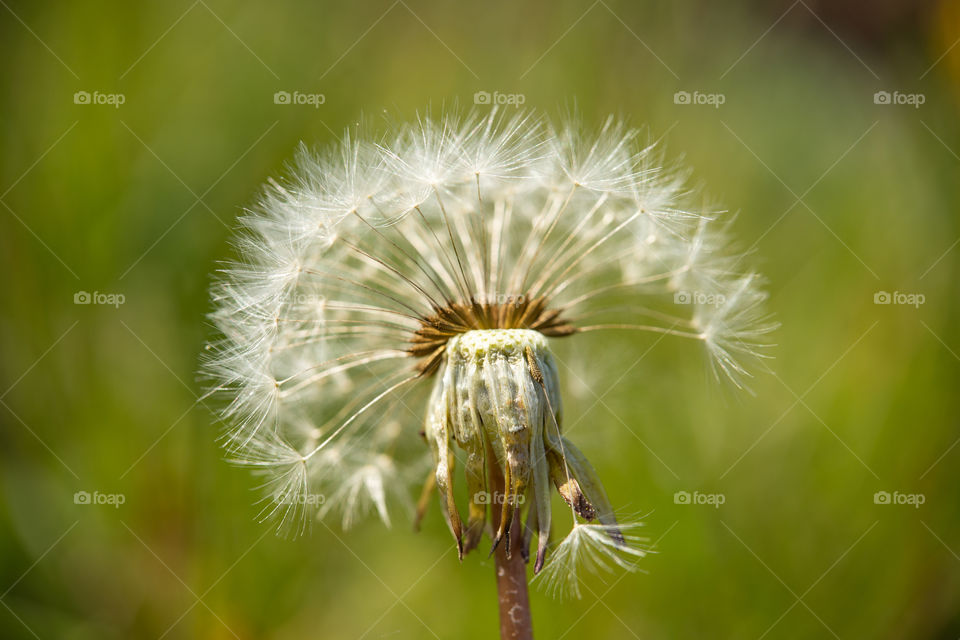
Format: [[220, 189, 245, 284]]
[[489, 457, 534, 640]]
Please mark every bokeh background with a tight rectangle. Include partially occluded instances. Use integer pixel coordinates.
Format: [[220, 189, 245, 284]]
[[2, 0, 959, 638]]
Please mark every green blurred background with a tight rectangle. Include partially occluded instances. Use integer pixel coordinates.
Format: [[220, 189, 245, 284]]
[[2, 0, 959, 638]]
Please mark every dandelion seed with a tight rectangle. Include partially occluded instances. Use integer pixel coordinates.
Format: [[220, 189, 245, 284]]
[[204, 109, 774, 592], [534, 522, 648, 599]]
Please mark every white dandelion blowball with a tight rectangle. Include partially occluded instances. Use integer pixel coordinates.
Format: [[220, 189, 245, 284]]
[[204, 108, 775, 594]]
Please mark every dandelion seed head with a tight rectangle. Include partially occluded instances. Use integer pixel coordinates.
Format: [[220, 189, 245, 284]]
[[204, 107, 774, 574]]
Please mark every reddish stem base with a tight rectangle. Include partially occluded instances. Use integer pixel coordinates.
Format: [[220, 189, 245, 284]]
[[490, 463, 534, 640]]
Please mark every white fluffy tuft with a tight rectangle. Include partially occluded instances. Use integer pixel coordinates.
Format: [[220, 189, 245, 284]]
[[534, 522, 648, 599]]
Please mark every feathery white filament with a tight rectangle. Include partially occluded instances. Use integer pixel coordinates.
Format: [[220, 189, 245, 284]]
[[534, 523, 648, 599]]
